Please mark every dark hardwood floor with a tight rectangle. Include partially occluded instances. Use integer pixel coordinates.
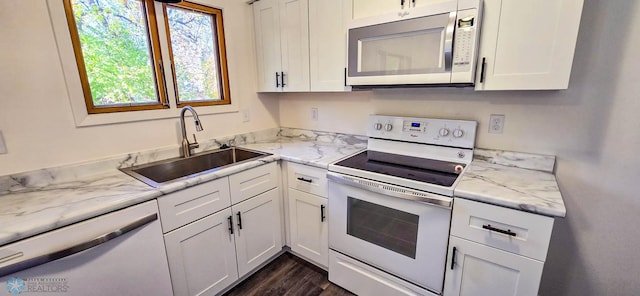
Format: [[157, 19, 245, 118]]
[[223, 253, 354, 296]]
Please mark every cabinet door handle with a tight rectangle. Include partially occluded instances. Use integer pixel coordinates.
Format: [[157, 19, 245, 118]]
[[237, 211, 243, 230], [450, 246, 457, 270], [297, 177, 313, 183], [400, 0, 405, 7], [320, 205, 326, 222], [228, 216, 234, 235], [480, 57, 487, 83], [281, 71, 286, 87], [276, 72, 280, 88], [482, 224, 516, 237], [344, 67, 347, 87]]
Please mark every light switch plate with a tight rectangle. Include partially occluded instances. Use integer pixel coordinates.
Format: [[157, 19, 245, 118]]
[[311, 108, 319, 121], [489, 114, 505, 134], [0, 131, 7, 154]]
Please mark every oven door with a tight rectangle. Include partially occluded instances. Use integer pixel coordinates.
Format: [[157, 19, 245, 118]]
[[328, 173, 451, 293]]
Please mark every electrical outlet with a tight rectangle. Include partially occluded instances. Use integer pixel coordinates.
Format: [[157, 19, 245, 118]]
[[311, 108, 318, 121], [242, 109, 250, 122], [0, 131, 7, 154], [489, 114, 505, 134]]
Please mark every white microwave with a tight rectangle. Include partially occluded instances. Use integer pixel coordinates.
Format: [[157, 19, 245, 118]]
[[347, 0, 483, 88]]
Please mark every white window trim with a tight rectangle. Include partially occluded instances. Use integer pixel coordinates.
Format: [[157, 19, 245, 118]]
[[46, 0, 239, 127]]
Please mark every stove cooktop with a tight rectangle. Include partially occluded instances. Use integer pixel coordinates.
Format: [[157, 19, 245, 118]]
[[332, 151, 464, 187]]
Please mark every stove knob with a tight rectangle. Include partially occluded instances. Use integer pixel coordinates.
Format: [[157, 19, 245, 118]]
[[384, 124, 393, 131], [453, 129, 464, 138], [374, 123, 383, 130], [439, 128, 450, 137]]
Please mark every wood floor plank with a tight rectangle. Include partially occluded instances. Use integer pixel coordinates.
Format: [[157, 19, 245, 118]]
[[224, 253, 353, 296]]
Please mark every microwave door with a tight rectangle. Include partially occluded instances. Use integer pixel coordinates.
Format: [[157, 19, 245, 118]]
[[348, 12, 456, 86]]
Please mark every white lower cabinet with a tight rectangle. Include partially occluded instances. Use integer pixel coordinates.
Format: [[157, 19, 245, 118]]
[[288, 188, 328, 267], [164, 208, 239, 296], [444, 236, 544, 296], [161, 163, 283, 296], [444, 198, 554, 296], [233, 188, 284, 277]]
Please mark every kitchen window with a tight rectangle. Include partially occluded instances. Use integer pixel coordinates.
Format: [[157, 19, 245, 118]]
[[63, 0, 230, 114]]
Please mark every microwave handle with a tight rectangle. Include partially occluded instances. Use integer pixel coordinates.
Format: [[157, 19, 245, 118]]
[[444, 11, 457, 72]]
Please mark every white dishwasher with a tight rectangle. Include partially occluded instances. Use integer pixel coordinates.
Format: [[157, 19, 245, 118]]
[[0, 200, 173, 296]]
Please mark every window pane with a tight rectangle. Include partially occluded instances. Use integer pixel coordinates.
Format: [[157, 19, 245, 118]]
[[72, 0, 158, 106], [167, 6, 222, 102]]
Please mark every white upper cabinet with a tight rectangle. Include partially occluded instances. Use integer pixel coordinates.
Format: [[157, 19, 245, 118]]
[[253, 0, 283, 92], [309, 0, 352, 91], [253, 0, 352, 92], [475, 0, 584, 90], [253, 0, 309, 92], [352, 0, 431, 19]]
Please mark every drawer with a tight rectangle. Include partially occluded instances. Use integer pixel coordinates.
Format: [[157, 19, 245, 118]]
[[328, 250, 435, 296], [287, 162, 328, 197], [451, 198, 554, 261], [158, 177, 231, 233], [229, 162, 279, 205]]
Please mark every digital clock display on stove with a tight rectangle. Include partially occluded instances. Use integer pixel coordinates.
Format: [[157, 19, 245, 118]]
[[411, 122, 421, 127]]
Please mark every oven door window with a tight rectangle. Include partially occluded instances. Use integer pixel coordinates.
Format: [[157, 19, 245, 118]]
[[346, 197, 419, 258]]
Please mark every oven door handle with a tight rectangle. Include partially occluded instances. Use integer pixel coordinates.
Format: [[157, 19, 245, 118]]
[[327, 172, 452, 208]]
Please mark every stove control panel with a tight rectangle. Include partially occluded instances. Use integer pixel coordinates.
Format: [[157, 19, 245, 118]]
[[368, 115, 477, 149]]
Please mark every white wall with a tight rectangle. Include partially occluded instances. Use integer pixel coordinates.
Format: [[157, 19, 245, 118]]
[[280, 0, 640, 295], [0, 0, 279, 176]]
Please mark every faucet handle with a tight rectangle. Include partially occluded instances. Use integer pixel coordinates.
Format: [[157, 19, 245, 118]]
[[191, 134, 200, 149]]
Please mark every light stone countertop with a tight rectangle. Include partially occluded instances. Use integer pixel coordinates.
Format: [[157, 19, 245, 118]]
[[0, 129, 366, 247], [455, 149, 566, 217], [0, 129, 565, 247]]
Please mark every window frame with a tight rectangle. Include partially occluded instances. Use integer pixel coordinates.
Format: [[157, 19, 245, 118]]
[[63, 0, 171, 114], [162, 2, 232, 108]]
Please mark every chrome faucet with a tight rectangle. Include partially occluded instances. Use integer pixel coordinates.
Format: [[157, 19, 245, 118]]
[[180, 106, 203, 158]]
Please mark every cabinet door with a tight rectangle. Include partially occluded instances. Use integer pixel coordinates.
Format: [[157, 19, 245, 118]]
[[233, 188, 284, 277], [288, 188, 328, 267], [444, 236, 544, 296], [475, 0, 584, 90], [352, 0, 402, 19], [253, 0, 283, 92], [164, 209, 239, 296], [309, 0, 351, 91], [279, 0, 310, 91]]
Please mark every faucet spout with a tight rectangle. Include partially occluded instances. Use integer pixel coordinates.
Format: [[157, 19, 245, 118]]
[[180, 106, 203, 158]]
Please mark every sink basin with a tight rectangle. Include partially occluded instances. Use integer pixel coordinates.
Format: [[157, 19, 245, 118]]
[[121, 147, 270, 187]]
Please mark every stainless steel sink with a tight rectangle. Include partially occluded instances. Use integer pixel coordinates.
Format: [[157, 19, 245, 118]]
[[120, 147, 270, 188]]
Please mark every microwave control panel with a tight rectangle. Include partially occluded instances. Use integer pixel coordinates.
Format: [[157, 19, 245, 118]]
[[452, 8, 479, 73]]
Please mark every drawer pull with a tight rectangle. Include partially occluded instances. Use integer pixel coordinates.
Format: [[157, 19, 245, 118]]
[[297, 177, 313, 183], [482, 224, 516, 237]]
